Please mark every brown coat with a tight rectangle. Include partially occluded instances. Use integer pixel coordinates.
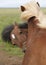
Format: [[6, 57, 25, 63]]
[[22, 17, 46, 65]]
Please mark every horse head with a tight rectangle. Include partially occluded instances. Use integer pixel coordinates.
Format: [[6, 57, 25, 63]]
[[11, 22, 28, 52]]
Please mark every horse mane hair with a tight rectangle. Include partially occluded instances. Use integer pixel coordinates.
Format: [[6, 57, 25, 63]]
[[2, 24, 14, 42], [19, 23, 28, 29]]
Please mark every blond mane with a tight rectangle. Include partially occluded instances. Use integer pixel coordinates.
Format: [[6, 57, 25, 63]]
[[20, 1, 46, 28]]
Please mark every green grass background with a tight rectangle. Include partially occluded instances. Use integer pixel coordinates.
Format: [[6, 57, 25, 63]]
[[0, 8, 46, 57]]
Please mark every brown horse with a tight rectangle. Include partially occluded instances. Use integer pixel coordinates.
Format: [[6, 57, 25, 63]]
[[2, 23, 28, 52], [10, 23, 28, 51], [20, 1, 46, 65]]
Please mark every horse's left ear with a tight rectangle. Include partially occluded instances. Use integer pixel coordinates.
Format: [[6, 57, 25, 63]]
[[21, 6, 26, 12], [37, 2, 40, 7]]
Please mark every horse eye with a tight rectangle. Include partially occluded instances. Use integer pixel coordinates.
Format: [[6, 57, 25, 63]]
[[20, 31, 23, 34]]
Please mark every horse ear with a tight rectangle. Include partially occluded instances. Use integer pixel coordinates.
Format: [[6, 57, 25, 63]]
[[21, 6, 26, 12], [14, 22, 18, 26], [37, 2, 40, 7]]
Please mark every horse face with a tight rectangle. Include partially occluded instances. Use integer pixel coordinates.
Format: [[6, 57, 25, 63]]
[[21, 1, 40, 21], [11, 24, 27, 49]]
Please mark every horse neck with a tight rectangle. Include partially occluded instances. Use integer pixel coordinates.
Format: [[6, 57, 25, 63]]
[[26, 19, 40, 58], [28, 19, 39, 39]]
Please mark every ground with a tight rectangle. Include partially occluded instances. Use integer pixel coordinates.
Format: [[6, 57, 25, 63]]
[[0, 50, 23, 65]]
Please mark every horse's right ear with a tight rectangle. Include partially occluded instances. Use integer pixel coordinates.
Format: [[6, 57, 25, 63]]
[[14, 22, 18, 26], [21, 6, 26, 12]]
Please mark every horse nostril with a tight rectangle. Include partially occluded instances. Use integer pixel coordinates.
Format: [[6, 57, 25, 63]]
[[22, 49, 26, 53], [13, 43, 16, 45]]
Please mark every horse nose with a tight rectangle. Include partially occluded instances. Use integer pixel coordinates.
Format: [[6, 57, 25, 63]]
[[12, 43, 16, 45], [12, 42, 16, 46]]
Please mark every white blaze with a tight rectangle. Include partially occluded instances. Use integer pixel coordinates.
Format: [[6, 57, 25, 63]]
[[11, 34, 15, 39]]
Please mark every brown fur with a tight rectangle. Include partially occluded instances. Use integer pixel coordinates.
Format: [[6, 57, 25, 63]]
[[10, 24, 28, 51], [22, 16, 46, 65]]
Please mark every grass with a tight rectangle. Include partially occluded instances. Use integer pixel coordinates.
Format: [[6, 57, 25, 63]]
[[0, 8, 46, 57], [0, 8, 24, 57]]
